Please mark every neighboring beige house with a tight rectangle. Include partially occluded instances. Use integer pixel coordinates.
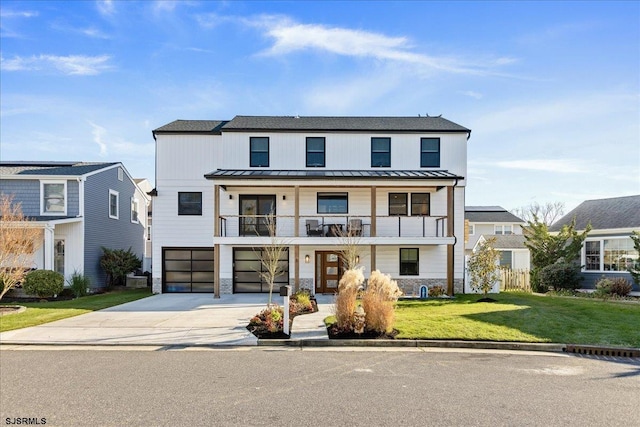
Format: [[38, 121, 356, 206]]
[[151, 115, 471, 296], [465, 206, 530, 270], [134, 178, 153, 273]]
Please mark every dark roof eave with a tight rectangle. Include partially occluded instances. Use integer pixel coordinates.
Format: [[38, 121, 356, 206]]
[[204, 170, 464, 180]]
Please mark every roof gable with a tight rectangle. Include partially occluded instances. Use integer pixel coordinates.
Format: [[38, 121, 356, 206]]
[[465, 206, 524, 223], [0, 161, 117, 177]]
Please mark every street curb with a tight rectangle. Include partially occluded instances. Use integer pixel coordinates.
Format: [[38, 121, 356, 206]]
[[257, 339, 567, 352]]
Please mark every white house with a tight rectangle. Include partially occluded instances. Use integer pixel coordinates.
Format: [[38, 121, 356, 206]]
[[151, 116, 471, 296], [465, 206, 530, 270]]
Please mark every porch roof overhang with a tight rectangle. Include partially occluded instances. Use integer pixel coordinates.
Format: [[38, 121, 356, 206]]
[[205, 169, 463, 188], [0, 216, 82, 228]]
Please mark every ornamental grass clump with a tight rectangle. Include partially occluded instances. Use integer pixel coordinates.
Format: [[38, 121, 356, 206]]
[[334, 267, 365, 330], [361, 270, 402, 334]]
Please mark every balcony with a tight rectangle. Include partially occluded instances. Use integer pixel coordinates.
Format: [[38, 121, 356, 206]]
[[217, 214, 449, 239]]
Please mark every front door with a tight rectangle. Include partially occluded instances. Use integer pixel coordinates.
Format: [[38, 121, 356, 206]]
[[315, 251, 343, 293]]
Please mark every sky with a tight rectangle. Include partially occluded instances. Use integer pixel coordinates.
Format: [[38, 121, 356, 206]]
[[1, 0, 638, 213]]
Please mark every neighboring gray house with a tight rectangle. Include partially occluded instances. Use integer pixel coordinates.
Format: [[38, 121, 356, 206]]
[[0, 161, 149, 289], [465, 206, 530, 270], [549, 195, 640, 291]]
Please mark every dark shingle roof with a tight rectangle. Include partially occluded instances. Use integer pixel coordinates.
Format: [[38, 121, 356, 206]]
[[465, 206, 524, 223], [0, 162, 117, 176], [205, 169, 463, 180], [153, 120, 228, 133], [549, 195, 640, 231], [484, 234, 527, 249], [222, 115, 470, 133]]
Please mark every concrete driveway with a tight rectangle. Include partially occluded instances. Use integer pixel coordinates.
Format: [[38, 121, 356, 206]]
[[1, 294, 329, 347]]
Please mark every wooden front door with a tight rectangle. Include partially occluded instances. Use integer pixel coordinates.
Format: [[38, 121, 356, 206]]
[[315, 251, 343, 293]]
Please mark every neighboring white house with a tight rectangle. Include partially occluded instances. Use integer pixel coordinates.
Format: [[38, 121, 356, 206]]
[[134, 178, 153, 273], [151, 116, 471, 296], [465, 206, 530, 270], [549, 195, 640, 292]]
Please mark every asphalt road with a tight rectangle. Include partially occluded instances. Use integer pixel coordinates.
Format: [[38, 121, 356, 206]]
[[1, 347, 638, 427]]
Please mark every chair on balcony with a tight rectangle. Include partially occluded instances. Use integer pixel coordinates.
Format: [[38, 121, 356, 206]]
[[347, 219, 362, 236], [306, 219, 324, 236]]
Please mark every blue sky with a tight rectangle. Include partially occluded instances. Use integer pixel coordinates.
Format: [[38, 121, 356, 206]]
[[1, 0, 638, 212]]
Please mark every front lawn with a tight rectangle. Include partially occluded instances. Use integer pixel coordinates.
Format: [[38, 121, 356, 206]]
[[0, 288, 152, 333], [394, 292, 640, 347]]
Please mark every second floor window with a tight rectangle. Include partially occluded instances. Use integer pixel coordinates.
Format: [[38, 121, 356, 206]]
[[389, 193, 407, 216], [42, 182, 66, 215], [109, 190, 119, 219], [306, 137, 325, 167], [411, 193, 430, 216], [371, 137, 391, 167], [420, 137, 440, 167], [495, 225, 512, 235], [250, 137, 269, 167], [131, 198, 139, 223], [317, 193, 348, 214], [178, 192, 202, 215]]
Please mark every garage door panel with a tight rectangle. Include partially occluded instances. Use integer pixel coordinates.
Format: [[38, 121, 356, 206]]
[[192, 260, 215, 271], [165, 250, 191, 260], [163, 247, 215, 293], [166, 271, 192, 282], [164, 260, 191, 271], [191, 282, 214, 292]]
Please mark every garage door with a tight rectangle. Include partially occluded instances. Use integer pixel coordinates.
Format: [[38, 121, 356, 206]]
[[163, 248, 214, 293], [233, 247, 289, 293]]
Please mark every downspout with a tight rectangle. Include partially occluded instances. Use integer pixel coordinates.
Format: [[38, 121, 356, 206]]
[[451, 177, 459, 296]]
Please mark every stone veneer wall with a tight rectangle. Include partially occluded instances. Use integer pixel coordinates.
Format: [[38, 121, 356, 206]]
[[152, 278, 161, 294], [291, 278, 314, 292], [395, 278, 463, 295], [220, 278, 233, 294]]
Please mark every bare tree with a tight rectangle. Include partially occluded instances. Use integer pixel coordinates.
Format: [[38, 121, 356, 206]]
[[335, 221, 363, 271], [256, 212, 289, 307], [511, 201, 565, 226], [0, 194, 43, 301]]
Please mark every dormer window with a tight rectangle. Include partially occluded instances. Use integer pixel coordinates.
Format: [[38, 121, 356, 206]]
[[41, 181, 67, 215]]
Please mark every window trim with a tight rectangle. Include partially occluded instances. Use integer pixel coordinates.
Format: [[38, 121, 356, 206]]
[[388, 193, 408, 216], [131, 197, 139, 224], [178, 192, 203, 216], [249, 137, 270, 167], [583, 236, 637, 273], [109, 189, 119, 219], [40, 180, 67, 216], [317, 192, 348, 214], [306, 137, 326, 168], [371, 137, 391, 167], [420, 137, 440, 168], [399, 248, 419, 276]]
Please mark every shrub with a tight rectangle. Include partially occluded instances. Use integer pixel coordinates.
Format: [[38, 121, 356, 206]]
[[361, 270, 402, 334], [429, 285, 446, 297], [100, 247, 141, 289], [68, 270, 90, 298], [594, 277, 612, 300], [22, 269, 64, 298], [538, 263, 581, 291], [291, 289, 313, 312], [609, 277, 633, 297], [334, 268, 364, 331], [249, 305, 284, 333]]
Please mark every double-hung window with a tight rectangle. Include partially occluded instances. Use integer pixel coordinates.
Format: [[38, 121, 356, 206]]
[[400, 248, 419, 275], [41, 181, 67, 215], [389, 193, 407, 216], [131, 198, 139, 223], [420, 138, 440, 167], [306, 137, 325, 167], [371, 137, 391, 167], [178, 192, 202, 216], [317, 193, 348, 214], [495, 225, 513, 235], [109, 190, 119, 219], [585, 238, 636, 272], [250, 137, 269, 167]]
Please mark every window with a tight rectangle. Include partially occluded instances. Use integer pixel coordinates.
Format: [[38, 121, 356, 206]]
[[178, 192, 202, 215], [131, 198, 139, 223], [250, 137, 269, 167], [109, 190, 119, 219], [499, 251, 512, 268], [584, 238, 637, 272], [420, 138, 440, 167], [389, 193, 407, 216], [41, 181, 66, 215], [468, 224, 475, 236], [495, 225, 513, 235], [411, 193, 430, 216], [306, 137, 325, 167], [239, 195, 275, 236], [118, 167, 123, 181], [317, 193, 348, 214], [371, 137, 391, 167], [400, 248, 419, 275]]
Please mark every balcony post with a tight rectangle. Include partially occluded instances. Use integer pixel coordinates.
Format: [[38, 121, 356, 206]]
[[370, 186, 376, 237], [446, 185, 454, 296], [294, 186, 300, 290]]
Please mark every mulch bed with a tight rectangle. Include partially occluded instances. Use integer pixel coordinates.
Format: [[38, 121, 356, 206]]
[[247, 298, 319, 339], [327, 324, 399, 340], [0, 305, 26, 316]]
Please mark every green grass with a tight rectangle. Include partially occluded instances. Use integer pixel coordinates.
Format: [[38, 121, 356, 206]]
[[0, 288, 152, 332], [393, 292, 640, 347]]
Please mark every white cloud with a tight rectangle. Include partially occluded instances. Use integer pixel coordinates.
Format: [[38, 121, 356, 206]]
[[1, 54, 114, 75], [96, 0, 115, 16], [494, 159, 588, 173], [211, 14, 516, 76], [460, 90, 483, 99], [89, 122, 108, 156], [0, 10, 39, 18], [88, 121, 155, 158]]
